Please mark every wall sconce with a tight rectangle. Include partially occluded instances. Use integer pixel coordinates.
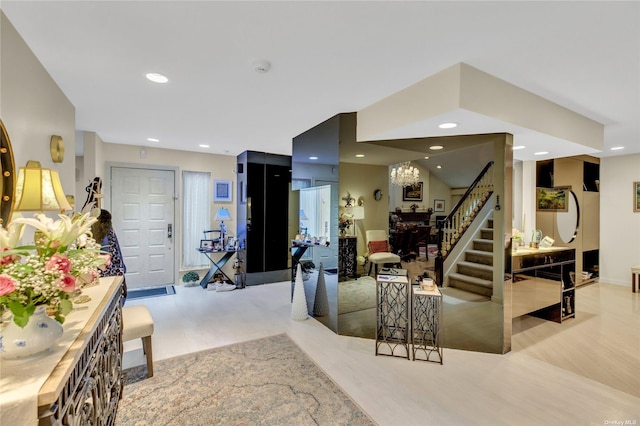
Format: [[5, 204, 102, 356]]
[[13, 161, 72, 212]]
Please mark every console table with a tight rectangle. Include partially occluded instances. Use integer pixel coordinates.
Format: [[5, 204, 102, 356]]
[[338, 236, 358, 280], [511, 247, 576, 322], [0, 276, 124, 425], [197, 248, 236, 288]]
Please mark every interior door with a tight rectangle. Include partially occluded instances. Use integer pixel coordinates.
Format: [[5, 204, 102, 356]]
[[110, 167, 175, 289]]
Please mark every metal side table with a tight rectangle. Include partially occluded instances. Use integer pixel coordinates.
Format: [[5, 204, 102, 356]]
[[412, 286, 443, 364], [376, 273, 410, 359]]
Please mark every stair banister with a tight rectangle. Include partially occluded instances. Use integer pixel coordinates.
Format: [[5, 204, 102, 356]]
[[435, 161, 494, 285]]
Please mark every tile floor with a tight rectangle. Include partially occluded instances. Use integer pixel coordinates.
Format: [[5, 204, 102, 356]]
[[123, 280, 640, 425]]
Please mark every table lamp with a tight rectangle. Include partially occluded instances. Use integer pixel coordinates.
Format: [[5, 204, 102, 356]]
[[344, 206, 364, 236], [13, 160, 72, 213], [214, 207, 232, 243]]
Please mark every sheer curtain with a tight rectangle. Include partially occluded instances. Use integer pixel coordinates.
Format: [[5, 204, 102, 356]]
[[182, 171, 210, 269]]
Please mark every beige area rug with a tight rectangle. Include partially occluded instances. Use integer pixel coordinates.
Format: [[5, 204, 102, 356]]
[[117, 334, 374, 426], [338, 277, 376, 315]]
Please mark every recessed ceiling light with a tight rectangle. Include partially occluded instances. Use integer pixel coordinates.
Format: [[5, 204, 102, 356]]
[[534, 151, 549, 156], [309, 156, 318, 160], [145, 72, 169, 83], [199, 144, 210, 148], [436, 165, 442, 169], [424, 156, 429, 160], [147, 138, 159, 142], [430, 145, 444, 150], [611, 146, 625, 151], [355, 154, 365, 158], [513, 145, 525, 150], [438, 122, 458, 129]]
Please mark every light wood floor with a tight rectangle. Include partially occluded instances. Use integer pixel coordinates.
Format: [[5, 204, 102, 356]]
[[123, 281, 640, 425]]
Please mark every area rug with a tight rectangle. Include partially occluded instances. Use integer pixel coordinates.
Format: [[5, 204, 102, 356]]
[[116, 334, 374, 426], [127, 285, 175, 300], [338, 277, 376, 315]]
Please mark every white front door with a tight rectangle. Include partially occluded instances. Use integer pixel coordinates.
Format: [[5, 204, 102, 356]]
[[110, 167, 175, 289]]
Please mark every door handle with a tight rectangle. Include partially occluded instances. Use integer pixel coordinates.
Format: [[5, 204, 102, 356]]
[[168, 223, 173, 238]]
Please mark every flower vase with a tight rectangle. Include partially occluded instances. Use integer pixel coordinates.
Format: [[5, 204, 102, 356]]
[[0, 306, 64, 359], [340, 228, 346, 236]]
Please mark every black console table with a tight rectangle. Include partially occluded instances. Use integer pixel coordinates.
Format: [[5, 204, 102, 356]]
[[338, 236, 358, 280], [198, 248, 236, 288]]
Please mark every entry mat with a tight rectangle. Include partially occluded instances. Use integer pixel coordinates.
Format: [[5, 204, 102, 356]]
[[127, 285, 176, 300]]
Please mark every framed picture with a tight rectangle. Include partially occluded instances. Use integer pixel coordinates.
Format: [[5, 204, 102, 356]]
[[200, 239, 214, 250], [402, 182, 423, 201], [214, 179, 232, 202], [536, 187, 570, 212], [434, 199, 445, 212], [634, 181, 640, 212], [226, 236, 237, 251]]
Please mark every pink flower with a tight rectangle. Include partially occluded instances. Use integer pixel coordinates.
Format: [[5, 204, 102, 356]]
[[79, 270, 98, 285], [100, 254, 111, 266], [45, 254, 72, 274], [58, 274, 77, 293], [0, 247, 17, 266], [0, 274, 16, 296]]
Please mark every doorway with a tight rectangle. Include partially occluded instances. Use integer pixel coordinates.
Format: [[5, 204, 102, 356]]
[[109, 166, 176, 289]]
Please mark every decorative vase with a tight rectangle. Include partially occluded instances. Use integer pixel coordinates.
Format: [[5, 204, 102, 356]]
[[0, 306, 64, 360]]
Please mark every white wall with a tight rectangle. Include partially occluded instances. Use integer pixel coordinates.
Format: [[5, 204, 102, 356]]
[[600, 153, 640, 286], [1, 12, 76, 210]]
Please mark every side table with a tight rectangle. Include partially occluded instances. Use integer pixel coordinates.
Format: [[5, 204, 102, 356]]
[[375, 273, 410, 359], [412, 286, 443, 364], [197, 248, 236, 288]]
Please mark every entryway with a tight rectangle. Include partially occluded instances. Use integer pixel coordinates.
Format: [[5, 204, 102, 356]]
[[109, 166, 176, 289]]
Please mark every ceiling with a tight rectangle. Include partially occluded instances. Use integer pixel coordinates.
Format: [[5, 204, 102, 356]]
[[2, 1, 639, 171]]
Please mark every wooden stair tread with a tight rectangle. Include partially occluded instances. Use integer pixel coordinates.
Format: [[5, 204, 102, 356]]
[[466, 249, 493, 257], [448, 272, 493, 288], [457, 261, 493, 271]]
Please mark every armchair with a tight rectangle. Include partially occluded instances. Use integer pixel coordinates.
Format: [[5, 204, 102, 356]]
[[366, 230, 401, 276]]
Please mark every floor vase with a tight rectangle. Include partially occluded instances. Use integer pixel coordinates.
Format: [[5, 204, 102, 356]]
[[0, 306, 64, 359]]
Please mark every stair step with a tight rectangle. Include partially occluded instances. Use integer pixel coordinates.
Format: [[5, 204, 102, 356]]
[[457, 261, 494, 281], [448, 272, 493, 297], [480, 228, 493, 239], [466, 249, 494, 266], [473, 238, 493, 252]]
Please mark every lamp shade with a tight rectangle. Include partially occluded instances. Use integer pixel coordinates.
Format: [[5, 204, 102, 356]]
[[299, 209, 309, 221], [345, 206, 365, 220], [13, 161, 72, 212], [214, 207, 232, 221]]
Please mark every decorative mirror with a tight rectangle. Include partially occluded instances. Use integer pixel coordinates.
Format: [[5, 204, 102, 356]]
[[556, 190, 580, 244], [0, 119, 16, 226]]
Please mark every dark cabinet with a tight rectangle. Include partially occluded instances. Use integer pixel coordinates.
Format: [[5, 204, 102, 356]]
[[236, 151, 291, 284]]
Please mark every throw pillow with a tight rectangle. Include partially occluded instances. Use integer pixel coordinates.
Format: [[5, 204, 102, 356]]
[[369, 240, 389, 253]]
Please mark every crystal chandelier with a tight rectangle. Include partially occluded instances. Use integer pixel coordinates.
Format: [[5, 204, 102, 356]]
[[390, 162, 420, 187]]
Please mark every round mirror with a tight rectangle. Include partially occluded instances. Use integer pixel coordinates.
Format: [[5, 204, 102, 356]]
[[556, 190, 579, 244], [0, 119, 16, 226]]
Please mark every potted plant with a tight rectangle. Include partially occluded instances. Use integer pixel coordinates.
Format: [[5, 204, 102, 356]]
[[182, 271, 200, 287]]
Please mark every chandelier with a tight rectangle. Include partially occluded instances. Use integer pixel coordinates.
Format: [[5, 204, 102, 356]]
[[390, 162, 420, 187]]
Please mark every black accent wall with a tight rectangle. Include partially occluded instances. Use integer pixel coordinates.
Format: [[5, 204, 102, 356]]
[[236, 151, 291, 282]]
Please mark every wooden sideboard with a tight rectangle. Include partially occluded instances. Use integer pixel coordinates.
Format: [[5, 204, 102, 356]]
[[1, 276, 124, 425]]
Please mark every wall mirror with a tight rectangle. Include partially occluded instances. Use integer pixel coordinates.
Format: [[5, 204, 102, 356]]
[[0, 119, 16, 226], [556, 190, 580, 244]]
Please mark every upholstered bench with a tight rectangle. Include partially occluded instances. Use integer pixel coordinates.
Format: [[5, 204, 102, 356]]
[[122, 305, 155, 377], [632, 265, 640, 293]]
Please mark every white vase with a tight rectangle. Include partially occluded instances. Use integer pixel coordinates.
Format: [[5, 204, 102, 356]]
[[0, 306, 64, 360]]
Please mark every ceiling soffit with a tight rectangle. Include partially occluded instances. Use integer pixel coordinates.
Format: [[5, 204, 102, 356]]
[[357, 63, 604, 154]]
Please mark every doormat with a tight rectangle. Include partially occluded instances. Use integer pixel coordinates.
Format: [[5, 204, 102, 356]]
[[324, 268, 338, 275], [127, 285, 176, 300]]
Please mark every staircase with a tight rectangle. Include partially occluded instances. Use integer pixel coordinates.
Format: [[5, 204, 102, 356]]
[[448, 218, 494, 297]]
